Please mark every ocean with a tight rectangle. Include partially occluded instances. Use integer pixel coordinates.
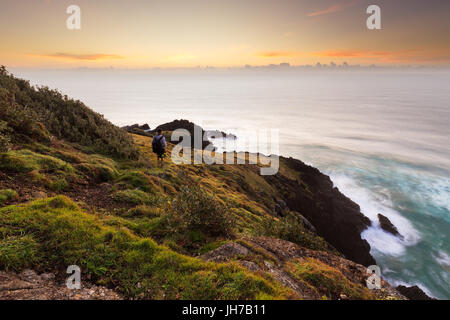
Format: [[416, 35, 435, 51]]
[[10, 68, 450, 299]]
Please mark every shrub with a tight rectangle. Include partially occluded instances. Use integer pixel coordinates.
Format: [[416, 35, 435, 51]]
[[260, 214, 329, 251], [170, 185, 235, 237], [0, 189, 18, 205], [0, 67, 139, 159]]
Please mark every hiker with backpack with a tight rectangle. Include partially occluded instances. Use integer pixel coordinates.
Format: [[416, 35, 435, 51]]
[[152, 129, 167, 167]]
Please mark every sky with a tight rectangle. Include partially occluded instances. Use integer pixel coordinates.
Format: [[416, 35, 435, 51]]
[[1, 0, 450, 68]]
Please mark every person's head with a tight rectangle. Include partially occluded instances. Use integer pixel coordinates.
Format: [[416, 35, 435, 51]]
[[157, 129, 162, 135]]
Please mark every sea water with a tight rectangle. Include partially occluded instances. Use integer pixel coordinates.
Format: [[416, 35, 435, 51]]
[[11, 68, 450, 299]]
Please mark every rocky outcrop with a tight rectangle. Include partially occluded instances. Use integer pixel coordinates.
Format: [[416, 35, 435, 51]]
[[200, 237, 405, 300], [378, 214, 402, 238], [0, 269, 122, 300], [395, 285, 435, 300], [264, 157, 375, 266]]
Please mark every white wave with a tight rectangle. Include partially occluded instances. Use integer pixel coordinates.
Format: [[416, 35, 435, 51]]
[[328, 173, 421, 256], [434, 251, 450, 268]]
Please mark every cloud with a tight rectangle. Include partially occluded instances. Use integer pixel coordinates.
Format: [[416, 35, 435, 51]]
[[31, 53, 124, 61], [256, 51, 303, 58], [307, 1, 359, 17]]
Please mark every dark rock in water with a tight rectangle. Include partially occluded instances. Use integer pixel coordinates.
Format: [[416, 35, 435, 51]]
[[378, 214, 402, 237], [121, 123, 152, 136], [263, 157, 376, 266], [395, 285, 435, 300]]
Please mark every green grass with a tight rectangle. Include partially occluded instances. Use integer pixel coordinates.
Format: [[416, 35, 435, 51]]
[[0, 189, 18, 205], [112, 189, 156, 205], [0, 196, 290, 299], [116, 170, 157, 192], [286, 258, 375, 300]]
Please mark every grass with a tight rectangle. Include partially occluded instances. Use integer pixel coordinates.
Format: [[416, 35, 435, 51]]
[[0, 149, 74, 174], [112, 189, 156, 205], [286, 257, 375, 300], [0, 189, 18, 205], [0, 196, 291, 299]]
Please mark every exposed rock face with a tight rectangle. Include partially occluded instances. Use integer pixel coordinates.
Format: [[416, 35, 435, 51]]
[[200, 237, 405, 300], [395, 285, 435, 300], [378, 214, 402, 237], [201, 242, 249, 263], [264, 157, 376, 266], [0, 269, 122, 300]]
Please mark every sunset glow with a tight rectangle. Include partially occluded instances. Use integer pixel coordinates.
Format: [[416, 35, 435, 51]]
[[1, 0, 450, 68]]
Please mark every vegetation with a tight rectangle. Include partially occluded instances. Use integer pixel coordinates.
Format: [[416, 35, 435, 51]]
[[287, 258, 375, 300], [260, 214, 330, 252], [169, 185, 235, 237], [0, 66, 138, 159], [0, 189, 18, 205], [0, 196, 290, 299]]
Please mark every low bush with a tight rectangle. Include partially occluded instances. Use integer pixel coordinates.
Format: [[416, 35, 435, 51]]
[[260, 214, 329, 252], [0, 189, 18, 205], [170, 185, 235, 237]]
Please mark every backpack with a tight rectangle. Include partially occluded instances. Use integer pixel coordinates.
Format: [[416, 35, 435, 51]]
[[152, 135, 164, 154]]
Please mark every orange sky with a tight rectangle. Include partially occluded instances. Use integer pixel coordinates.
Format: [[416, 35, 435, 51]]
[[1, 0, 450, 68]]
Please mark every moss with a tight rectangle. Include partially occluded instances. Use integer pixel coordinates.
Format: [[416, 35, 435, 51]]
[[124, 205, 161, 218], [0, 235, 42, 271], [287, 257, 375, 300], [116, 170, 157, 192], [92, 163, 118, 182], [112, 189, 155, 205], [0, 196, 289, 299], [0, 149, 74, 174], [0, 189, 18, 205]]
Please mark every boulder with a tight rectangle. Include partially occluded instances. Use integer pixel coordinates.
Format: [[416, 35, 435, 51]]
[[395, 285, 435, 300], [378, 214, 402, 238]]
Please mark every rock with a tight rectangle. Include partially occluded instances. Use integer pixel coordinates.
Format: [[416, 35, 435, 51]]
[[378, 214, 402, 237], [31, 191, 47, 199], [200, 237, 405, 300], [274, 199, 288, 216], [292, 211, 317, 233], [40, 273, 55, 281], [0, 270, 123, 300], [200, 242, 249, 263], [395, 285, 435, 300]]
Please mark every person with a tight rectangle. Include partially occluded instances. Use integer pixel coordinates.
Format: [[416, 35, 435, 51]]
[[152, 129, 166, 167]]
